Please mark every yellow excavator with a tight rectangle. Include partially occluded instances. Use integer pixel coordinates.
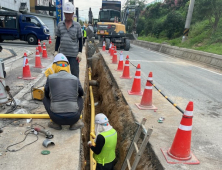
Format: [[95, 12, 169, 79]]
[[96, 0, 130, 51]]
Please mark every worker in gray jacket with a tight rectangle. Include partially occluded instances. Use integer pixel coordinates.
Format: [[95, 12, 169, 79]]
[[43, 53, 84, 130], [54, 2, 83, 78]]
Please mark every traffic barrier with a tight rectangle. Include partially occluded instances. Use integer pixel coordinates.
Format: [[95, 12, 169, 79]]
[[102, 41, 105, 51], [18, 53, 36, 80], [42, 42, 48, 58], [116, 51, 124, 71], [38, 40, 42, 53], [128, 64, 143, 95], [120, 55, 131, 79], [34, 47, 44, 68], [161, 101, 200, 164], [135, 72, 157, 109], [49, 36, 52, 44], [112, 51, 118, 64]]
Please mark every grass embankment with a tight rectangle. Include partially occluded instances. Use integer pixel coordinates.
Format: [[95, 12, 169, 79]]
[[138, 19, 222, 55]]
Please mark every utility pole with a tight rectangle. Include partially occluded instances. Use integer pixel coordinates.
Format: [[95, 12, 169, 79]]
[[182, 0, 195, 43]]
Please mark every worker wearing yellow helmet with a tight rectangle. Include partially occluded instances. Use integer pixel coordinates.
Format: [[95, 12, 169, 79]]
[[43, 53, 84, 130]]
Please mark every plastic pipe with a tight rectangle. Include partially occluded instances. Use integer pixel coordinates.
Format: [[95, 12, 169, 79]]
[[0, 114, 50, 119], [89, 68, 97, 170]]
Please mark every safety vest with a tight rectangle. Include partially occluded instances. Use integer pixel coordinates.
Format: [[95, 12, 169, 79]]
[[93, 128, 117, 165], [84, 30, 87, 37]]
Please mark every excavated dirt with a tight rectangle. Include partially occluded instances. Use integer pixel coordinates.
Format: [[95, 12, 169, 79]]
[[81, 43, 158, 170]]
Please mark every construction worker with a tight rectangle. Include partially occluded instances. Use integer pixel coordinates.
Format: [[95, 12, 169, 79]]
[[83, 26, 87, 46], [54, 2, 83, 78], [88, 113, 117, 170], [43, 53, 84, 130]]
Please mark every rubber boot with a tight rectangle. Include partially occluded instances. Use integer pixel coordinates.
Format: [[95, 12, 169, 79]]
[[48, 122, 62, 130], [69, 120, 84, 130]]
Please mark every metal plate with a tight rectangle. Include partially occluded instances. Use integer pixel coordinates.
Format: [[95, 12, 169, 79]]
[[115, 40, 121, 42], [100, 30, 104, 34]]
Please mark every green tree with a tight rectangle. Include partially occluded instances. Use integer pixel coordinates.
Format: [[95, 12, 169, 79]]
[[164, 11, 184, 39], [194, 0, 222, 32], [136, 17, 145, 35], [126, 18, 134, 33]]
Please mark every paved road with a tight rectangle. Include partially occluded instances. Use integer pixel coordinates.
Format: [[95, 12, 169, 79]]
[[122, 44, 222, 158]]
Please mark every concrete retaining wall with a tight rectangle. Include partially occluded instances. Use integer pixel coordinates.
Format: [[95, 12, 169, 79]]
[[131, 40, 222, 70]]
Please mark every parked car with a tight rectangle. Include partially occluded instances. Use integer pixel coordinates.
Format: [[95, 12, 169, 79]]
[[0, 11, 50, 45], [0, 46, 6, 78]]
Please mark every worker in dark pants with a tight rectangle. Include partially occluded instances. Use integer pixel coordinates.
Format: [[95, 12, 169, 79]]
[[54, 2, 83, 78], [88, 113, 117, 170], [43, 53, 84, 130]]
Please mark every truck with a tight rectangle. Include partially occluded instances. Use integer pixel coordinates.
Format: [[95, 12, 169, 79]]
[[96, 0, 130, 51], [0, 11, 50, 45]]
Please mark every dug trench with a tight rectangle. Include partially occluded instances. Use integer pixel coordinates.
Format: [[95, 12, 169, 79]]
[[81, 43, 163, 170]]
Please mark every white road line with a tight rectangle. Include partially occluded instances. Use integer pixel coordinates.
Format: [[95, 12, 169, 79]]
[[131, 44, 222, 76], [129, 60, 181, 63]]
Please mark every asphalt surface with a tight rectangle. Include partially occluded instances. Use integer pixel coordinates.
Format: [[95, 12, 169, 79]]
[[121, 44, 222, 162]]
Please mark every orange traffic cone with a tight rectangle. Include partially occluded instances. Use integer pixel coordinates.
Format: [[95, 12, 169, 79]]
[[120, 55, 131, 79], [109, 43, 112, 54], [112, 51, 118, 64], [18, 53, 36, 80], [116, 51, 124, 71], [38, 40, 42, 53], [42, 42, 48, 58], [128, 64, 143, 95], [102, 41, 106, 51], [34, 47, 44, 68], [111, 46, 114, 56], [49, 36, 52, 44], [161, 101, 200, 164], [135, 72, 157, 109], [110, 46, 114, 57]]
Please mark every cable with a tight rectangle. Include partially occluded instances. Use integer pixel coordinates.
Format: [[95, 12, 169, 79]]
[[6, 131, 38, 152], [6, 123, 46, 152], [128, 59, 185, 114]]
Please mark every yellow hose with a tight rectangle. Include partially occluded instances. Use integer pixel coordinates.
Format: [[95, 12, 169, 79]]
[[0, 114, 82, 119], [89, 68, 97, 170], [0, 114, 50, 119]]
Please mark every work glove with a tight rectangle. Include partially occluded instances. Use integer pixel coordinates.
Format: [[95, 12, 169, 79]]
[[53, 51, 58, 57], [76, 52, 82, 62], [88, 141, 92, 147]]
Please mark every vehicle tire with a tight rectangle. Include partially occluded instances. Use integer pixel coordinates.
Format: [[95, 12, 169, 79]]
[[27, 34, 37, 45], [124, 39, 130, 51], [105, 38, 110, 50]]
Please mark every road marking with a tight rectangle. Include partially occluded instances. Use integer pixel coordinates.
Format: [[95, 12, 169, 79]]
[[186, 64, 222, 76], [129, 60, 180, 63], [131, 44, 222, 76]]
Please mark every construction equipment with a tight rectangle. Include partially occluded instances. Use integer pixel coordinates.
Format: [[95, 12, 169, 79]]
[[122, 0, 140, 39], [34, 127, 54, 139], [96, 0, 130, 51], [32, 87, 44, 100], [121, 118, 153, 170]]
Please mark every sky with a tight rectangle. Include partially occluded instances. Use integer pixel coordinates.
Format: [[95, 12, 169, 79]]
[[64, 0, 153, 21]]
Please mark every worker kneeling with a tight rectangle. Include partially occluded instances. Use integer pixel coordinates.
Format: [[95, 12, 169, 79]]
[[88, 113, 117, 170], [43, 53, 84, 130]]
